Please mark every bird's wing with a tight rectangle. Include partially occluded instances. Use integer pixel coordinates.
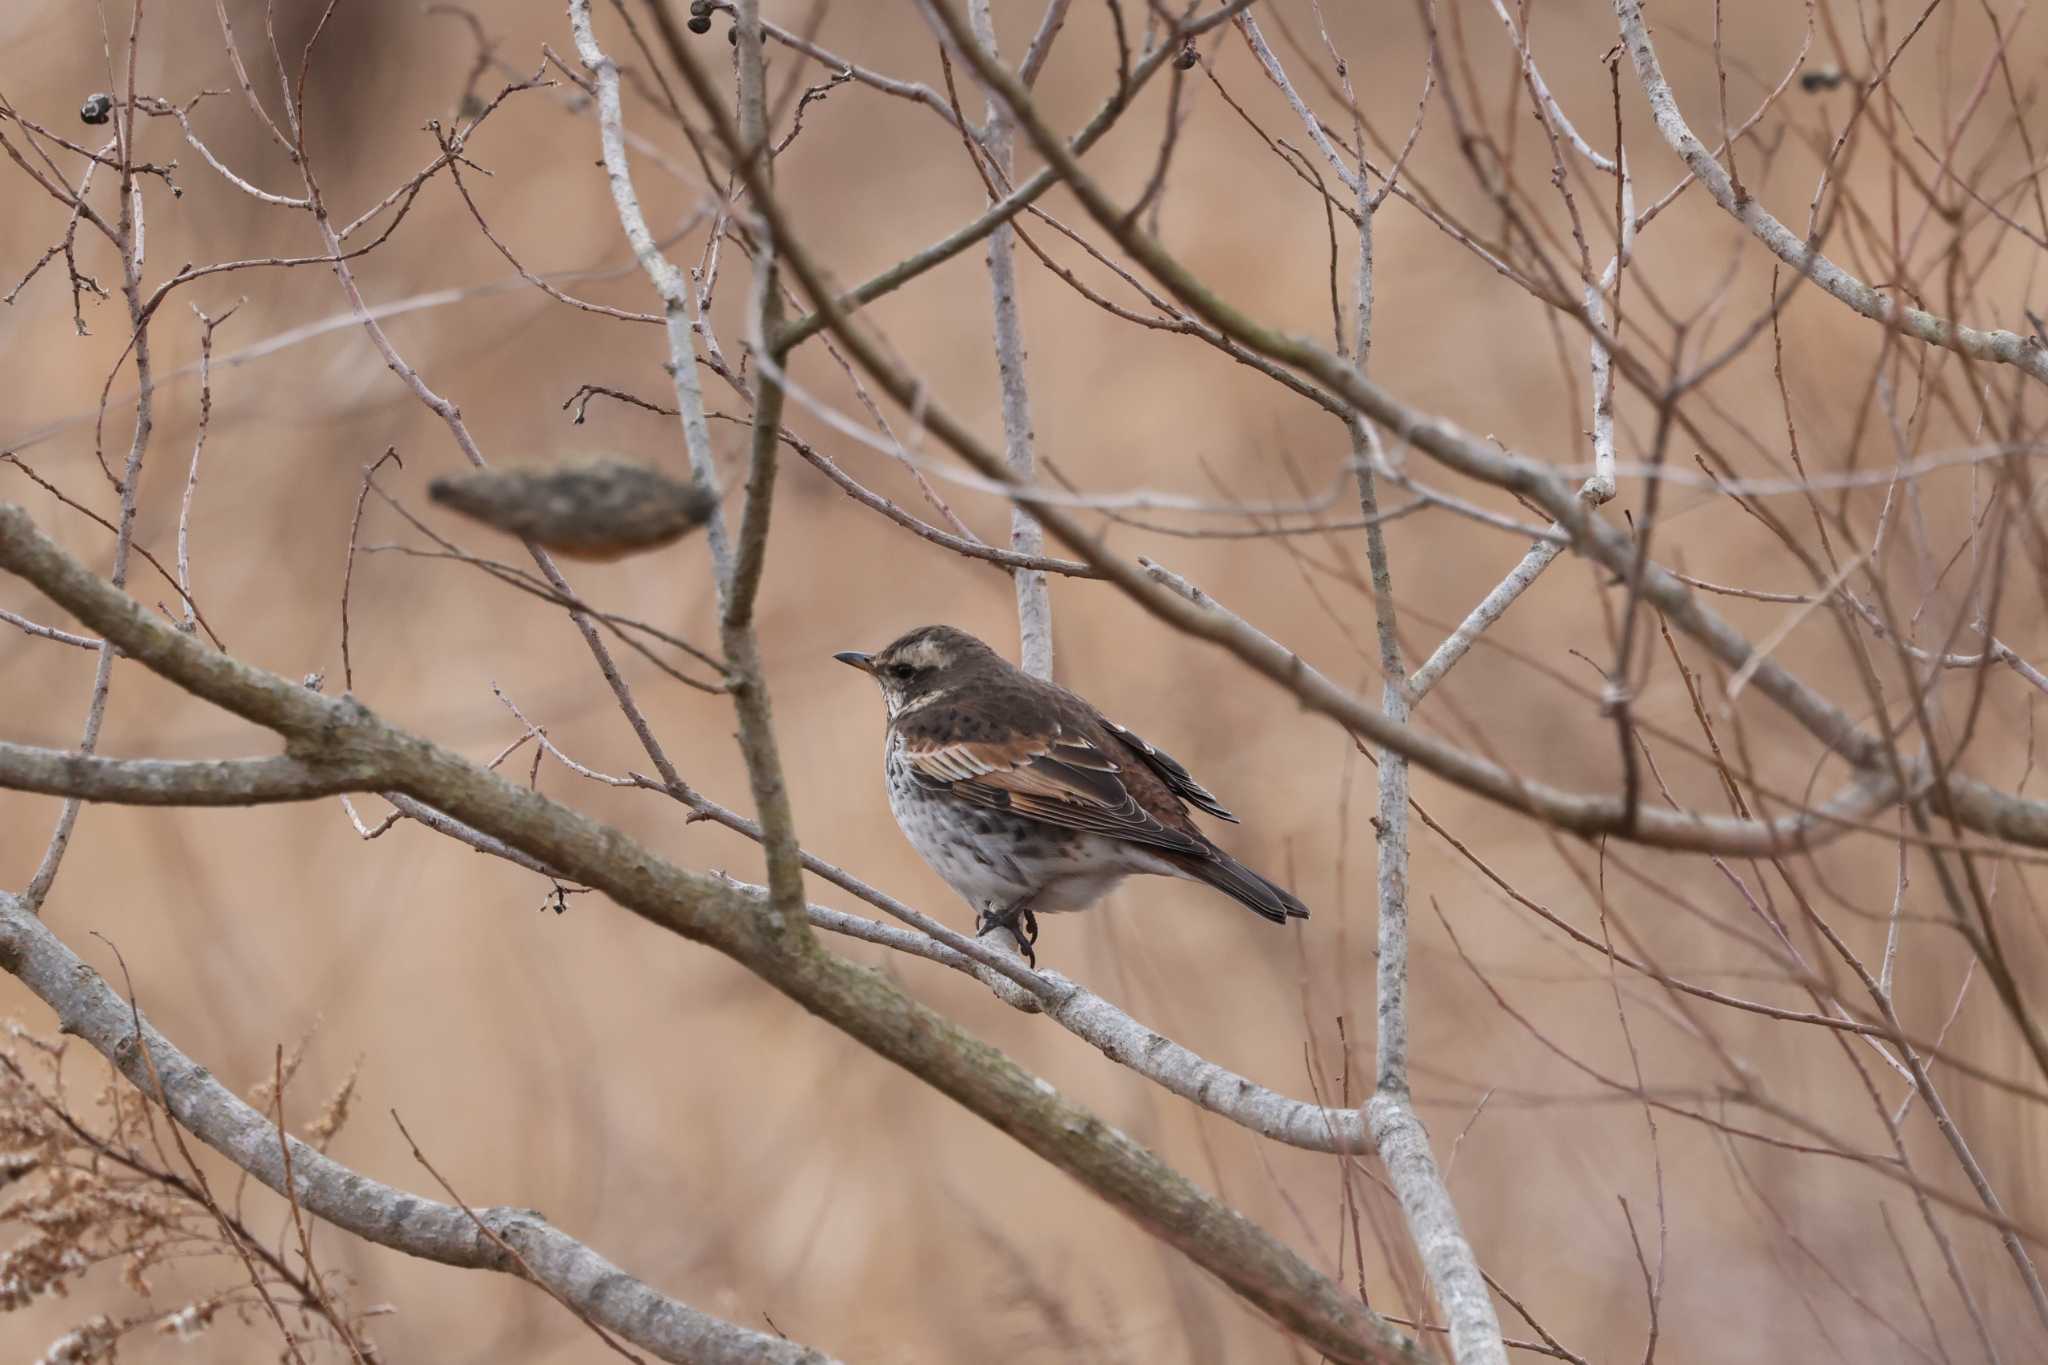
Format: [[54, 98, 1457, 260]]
[[900, 725, 1209, 856], [1100, 720, 1238, 823]]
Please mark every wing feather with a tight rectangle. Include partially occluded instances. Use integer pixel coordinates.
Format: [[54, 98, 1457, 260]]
[[901, 726, 1208, 856], [1101, 720, 1238, 822]]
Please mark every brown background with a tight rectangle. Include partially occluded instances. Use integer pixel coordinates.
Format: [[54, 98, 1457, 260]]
[[4, 1, 2044, 1359]]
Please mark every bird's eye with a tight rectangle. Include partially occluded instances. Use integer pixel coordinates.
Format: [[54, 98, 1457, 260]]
[[885, 663, 916, 681]]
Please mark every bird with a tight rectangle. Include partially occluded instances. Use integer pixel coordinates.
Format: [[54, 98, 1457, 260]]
[[835, 625, 1308, 964]]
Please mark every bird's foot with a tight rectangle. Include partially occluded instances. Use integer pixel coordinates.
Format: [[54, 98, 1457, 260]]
[[977, 900, 1041, 968]]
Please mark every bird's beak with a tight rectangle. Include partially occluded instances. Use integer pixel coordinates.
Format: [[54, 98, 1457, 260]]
[[833, 650, 875, 673]]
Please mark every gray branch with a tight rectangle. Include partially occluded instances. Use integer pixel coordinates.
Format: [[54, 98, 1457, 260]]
[[567, 0, 731, 581], [574, 0, 812, 946], [0, 743, 375, 804], [1612, 0, 2048, 383], [0, 889, 832, 1365], [967, 0, 1054, 680], [1343, 81, 1507, 1357], [0, 605, 98, 649]]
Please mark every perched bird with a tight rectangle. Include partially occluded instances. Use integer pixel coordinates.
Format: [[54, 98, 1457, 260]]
[[836, 625, 1308, 963]]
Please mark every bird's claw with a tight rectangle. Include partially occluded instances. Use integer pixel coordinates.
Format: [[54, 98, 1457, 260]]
[[978, 901, 1041, 968]]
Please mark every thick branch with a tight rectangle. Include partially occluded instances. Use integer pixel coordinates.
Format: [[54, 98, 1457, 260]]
[[0, 502, 1421, 1364], [0, 744, 374, 804]]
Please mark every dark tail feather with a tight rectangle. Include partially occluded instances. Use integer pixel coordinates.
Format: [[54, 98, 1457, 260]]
[[1183, 849, 1310, 924]]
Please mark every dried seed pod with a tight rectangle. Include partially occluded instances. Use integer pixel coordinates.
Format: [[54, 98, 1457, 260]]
[[428, 458, 717, 561]]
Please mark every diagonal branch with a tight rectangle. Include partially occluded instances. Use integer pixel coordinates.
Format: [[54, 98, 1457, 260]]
[[0, 501, 1422, 1364], [1612, 0, 2048, 383], [770, 0, 1259, 351], [892, 3, 2048, 867], [581, 0, 812, 945], [0, 889, 832, 1365], [646, 43, 1933, 856]]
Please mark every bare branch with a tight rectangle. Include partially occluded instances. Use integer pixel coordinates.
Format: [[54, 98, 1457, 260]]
[[0, 891, 832, 1365], [1613, 0, 2048, 382], [0, 745, 375, 805], [964, 0, 1053, 678]]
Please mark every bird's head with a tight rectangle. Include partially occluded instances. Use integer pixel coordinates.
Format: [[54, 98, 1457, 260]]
[[834, 624, 997, 719]]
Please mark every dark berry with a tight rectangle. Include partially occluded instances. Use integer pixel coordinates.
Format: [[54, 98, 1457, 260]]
[[686, 13, 712, 33], [80, 92, 113, 125]]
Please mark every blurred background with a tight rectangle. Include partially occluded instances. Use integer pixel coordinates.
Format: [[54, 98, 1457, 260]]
[[4, 0, 2045, 1359]]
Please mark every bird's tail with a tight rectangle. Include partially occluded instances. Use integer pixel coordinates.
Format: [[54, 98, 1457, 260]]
[[1179, 848, 1310, 924]]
